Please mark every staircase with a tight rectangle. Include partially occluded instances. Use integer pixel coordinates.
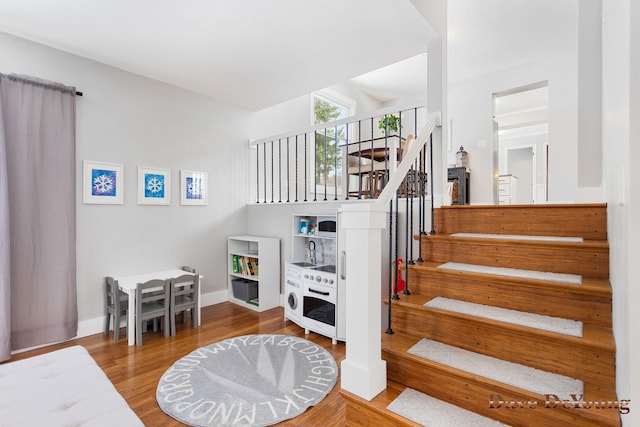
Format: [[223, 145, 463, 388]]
[[342, 204, 621, 427]]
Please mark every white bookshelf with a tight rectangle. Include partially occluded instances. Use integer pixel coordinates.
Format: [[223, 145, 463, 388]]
[[227, 235, 280, 312]]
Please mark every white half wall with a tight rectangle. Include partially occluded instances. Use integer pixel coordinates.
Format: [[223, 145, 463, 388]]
[[0, 31, 252, 342]]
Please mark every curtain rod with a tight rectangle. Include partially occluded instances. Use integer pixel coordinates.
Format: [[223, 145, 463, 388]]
[[2, 73, 84, 96]]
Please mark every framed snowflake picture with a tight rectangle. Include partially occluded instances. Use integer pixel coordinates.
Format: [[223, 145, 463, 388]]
[[138, 166, 171, 205], [83, 160, 124, 204], [180, 170, 208, 206]]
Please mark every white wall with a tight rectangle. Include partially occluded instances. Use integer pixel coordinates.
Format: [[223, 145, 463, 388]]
[[248, 82, 385, 142], [577, 0, 603, 189], [0, 32, 252, 339], [448, 53, 578, 204], [248, 94, 311, 142], [602, 0, 639, 425]]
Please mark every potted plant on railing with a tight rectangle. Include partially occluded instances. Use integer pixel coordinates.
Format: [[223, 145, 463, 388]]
[[378, 114, 400, 136]]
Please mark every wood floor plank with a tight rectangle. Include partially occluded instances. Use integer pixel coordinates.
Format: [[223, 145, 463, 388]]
[[6, 302, 347, 426]]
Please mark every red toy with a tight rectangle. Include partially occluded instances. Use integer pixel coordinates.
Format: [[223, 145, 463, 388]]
[[396, 258, 406, 293]]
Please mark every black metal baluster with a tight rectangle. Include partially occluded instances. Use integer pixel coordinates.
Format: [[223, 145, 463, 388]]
[[403, 164, 411, 296], [323, 128, 328, 201], [430, 133, 436, 234], [295, 135, 299, 202], [417, 145, 425, 262], [278, 139, 282, 203], [345, 124, 350, 200], [385, 198, 394, 335], [409, 108, 418, 263], [420, 144, 424, 234], [357, 120, 362, 199], [371, 118, 376, 198], [256, 143, 260, 204], [286, 137, 290, 203], [417, 150, 423, 231], [334, 125, 338, 201], [263, 143, 267, 204], [270, 141, 274, 203], [313, 131, 318, 202], [392, 192, 400, 300], [383, 114, 389, 195], [383, 114, 389, 167], [414, 108, 422, 234], [408, 160, 415, 266]]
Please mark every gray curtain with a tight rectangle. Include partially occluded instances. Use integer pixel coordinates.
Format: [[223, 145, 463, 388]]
[[0, 73, 77, 361]]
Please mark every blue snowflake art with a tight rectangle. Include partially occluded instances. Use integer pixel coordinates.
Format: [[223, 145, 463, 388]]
[[91, 169, 117, 197], [186, 176, 203, 200], [144, 173, 165, 198]]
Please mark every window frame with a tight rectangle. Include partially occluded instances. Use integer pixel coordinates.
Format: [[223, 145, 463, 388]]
[[309, 90, 356, 197]]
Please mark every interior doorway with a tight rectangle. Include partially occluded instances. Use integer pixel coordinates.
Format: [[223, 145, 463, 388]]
[[506, 145, 535, 204], [493, 82, 548, 204]]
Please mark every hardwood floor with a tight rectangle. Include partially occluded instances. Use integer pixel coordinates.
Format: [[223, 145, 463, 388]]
[[8, 302, 347, 426]]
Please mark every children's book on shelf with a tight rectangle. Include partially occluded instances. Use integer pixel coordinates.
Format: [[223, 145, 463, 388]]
[[231, 255, 259, 276]]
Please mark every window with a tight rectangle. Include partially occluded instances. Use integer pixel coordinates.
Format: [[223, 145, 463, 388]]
[[311, 90, 354, 197]]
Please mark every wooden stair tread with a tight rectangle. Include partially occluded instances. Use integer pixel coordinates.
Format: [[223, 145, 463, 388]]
[[341, 380, 423, 427], [393, 285, 612, 328], [439, 203, 606, 209], [418, 234, 609, 279], [393, 301, 616, 352], [434, 203, 608, 240], [383, 331, 581, 393], [382, 332, 621, 426], [420, 232, 609, 249], [382, 331, 575, 398], [382, 329, 423, 353], [401, 260, 612, 327], [406, 260, 611, 297]]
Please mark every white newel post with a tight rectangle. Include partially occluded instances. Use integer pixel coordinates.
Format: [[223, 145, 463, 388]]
[[339, 202, 387, 400]]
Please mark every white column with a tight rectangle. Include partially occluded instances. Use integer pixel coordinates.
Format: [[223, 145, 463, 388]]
[[339, 202, 387, 400]]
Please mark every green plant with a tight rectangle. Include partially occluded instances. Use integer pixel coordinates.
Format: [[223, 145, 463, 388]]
[[313, 97, 346, 186], [378, 114, 400, 135]]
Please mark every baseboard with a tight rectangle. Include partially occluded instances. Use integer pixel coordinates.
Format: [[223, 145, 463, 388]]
[[200, 289, 229, 308], [12, 289, 268, 355], [76, 289, 229, 340]]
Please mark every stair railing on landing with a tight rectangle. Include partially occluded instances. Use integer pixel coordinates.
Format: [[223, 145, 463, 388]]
[[249, 104, 429, 204], [374, 112, 441, 334]]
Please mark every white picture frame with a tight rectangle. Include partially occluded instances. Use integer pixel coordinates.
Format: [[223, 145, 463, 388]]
[[180, 170, 208, 206], [137, 166, 171, 205], [83, 160, 124, 204]]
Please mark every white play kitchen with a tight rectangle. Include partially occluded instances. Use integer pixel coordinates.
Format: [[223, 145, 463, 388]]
[[284, 214, 346, 344]]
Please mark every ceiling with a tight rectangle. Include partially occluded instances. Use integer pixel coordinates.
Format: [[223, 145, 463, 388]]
[[447, 0, 577, 84], [0, 0, 434, 111], [0, 1, 576, 112], [348, 53, 428, 104]]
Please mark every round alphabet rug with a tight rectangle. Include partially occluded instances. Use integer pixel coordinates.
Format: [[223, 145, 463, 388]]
[[156, 334, 338, 426]]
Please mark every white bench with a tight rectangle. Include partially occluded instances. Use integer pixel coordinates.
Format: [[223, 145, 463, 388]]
[[0, 345, 143, 426]]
